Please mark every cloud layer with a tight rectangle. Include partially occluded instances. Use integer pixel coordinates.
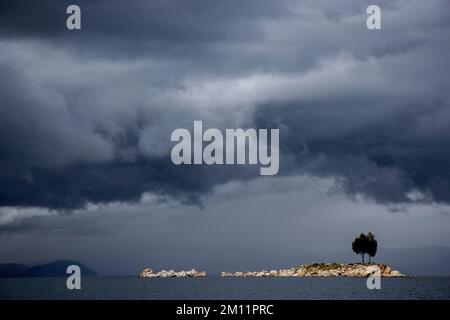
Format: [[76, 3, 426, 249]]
[[1, 0, 450, 211]]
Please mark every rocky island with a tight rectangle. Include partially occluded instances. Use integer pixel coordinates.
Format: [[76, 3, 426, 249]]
[[139, 234, 409, 278], [139, 268, 207, 278], [221, 263, 407, 277]]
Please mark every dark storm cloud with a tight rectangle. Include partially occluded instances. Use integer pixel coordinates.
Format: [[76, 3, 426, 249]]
[[0, 160, 261, 210], [0, 0, 285, 42], [1, 0, 450, 211], [255, 96, 450, 204]]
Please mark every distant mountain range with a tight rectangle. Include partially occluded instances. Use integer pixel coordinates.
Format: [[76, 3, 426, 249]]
[[0, 260, 97, 278]]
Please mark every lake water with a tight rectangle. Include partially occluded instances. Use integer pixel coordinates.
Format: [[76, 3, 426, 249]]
[[0, 276, 449, 299]]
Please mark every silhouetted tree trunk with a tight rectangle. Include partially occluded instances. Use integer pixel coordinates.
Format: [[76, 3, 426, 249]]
[[361, 253, 365, 264]]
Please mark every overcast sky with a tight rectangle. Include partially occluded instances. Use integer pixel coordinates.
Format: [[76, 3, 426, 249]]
[[0, 0, 449, 275]]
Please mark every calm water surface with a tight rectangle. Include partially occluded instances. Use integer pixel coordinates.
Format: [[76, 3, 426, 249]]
[[0, 276, 449, 299]]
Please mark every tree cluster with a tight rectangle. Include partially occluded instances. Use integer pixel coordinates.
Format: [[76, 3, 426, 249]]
[[352, 232, 378, 264]]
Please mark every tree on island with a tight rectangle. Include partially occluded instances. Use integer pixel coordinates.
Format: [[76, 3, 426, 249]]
[[352, 232, 378, 264], [367, 232, 378, 263]]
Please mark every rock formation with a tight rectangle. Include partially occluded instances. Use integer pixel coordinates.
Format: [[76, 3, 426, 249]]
[[221, 263, 407, 277], [139, 268, 207, 278]]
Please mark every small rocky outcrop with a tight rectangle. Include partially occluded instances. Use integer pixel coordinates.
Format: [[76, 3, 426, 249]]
[[139, 268, 207, 278], [221, 263, 407, 277]]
